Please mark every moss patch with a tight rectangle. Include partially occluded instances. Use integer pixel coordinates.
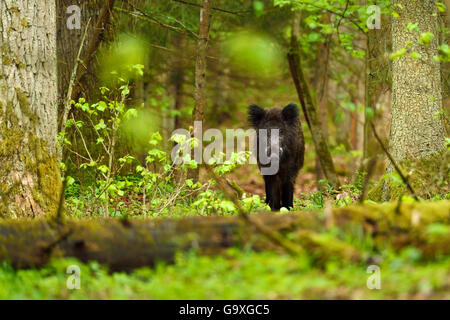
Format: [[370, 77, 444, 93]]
[[369, 150, 449, 201], [0, 96, 61, 219]]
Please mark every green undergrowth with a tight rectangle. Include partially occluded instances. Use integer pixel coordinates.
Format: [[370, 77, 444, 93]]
[[1, 200, 449, 299], [1, 248, 449, 299]]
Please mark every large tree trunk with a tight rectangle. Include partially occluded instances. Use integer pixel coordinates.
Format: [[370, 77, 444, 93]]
[[190, 0, 211, 181], [56, 0, 115, 130], [0, 0, 61, 218], [0, 201, 448, 271], [288, 11, 340, 188], [383, 0, 447, 200], [57, 0, 101, 106]]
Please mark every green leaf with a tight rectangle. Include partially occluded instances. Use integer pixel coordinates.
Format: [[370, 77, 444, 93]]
[[436, 2, 446, 13], [95, 119, 107, 131], [253, 1, 264, 16], [120, 85, 130, 96], [185, 179, 194, 188], [419, 32, 434, 48], [98, 165, 109, 174], [406, 23, 419, 32], [66, 176, 75, 186], [410, 52, 421, 59], [96, 101, 107, 112], [389, 48, 407, 60], [124, 108, 138, 120], [365, 107, 375, 119]]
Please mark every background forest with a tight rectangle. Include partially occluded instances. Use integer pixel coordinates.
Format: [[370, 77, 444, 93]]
[[0, 0, 449, 299]]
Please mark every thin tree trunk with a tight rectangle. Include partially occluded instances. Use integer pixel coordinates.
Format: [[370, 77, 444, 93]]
[[288, 11, 340, 188], [384, 0, 446, 200], [364, 6, 389, 169], [190, 0, 211, 180], [313, 14, 331, 182], [172, 34, 187, 130], [0, 0, 61, 218], [212, 65, 232, 125]]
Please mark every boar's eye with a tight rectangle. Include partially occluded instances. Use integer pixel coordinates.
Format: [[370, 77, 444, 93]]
[[281, 103, 299, 124], [248, 104, 265, 127]]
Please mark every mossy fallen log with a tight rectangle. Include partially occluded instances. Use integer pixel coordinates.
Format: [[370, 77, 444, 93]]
[[0, 201, 448, 271]]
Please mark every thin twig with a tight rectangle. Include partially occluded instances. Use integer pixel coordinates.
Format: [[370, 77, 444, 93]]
[[171, 0, 249, 16], [335, 0, 351, 46], [369, 122, 419, 200], [358, 156, 377, 203], [58, 19, 91, 161], [294, 1, 366, 34], [115, 4, 198, 39], [70, 0, 116, 101]]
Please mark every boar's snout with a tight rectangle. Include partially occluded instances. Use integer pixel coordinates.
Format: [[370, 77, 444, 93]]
[[264, 144, 283, 161]]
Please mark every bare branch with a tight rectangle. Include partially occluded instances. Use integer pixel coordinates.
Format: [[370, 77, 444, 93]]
[[369, 122, 419, 201]]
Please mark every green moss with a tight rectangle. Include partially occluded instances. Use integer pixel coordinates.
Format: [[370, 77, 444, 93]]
[[15, 88, 37, 123], [0, 97, 61, 219], [368, 150, 449, 201], [9, 6, 19, 15], [26, 135, 62, 219], [21, 18, 28, 28], [2, 56, 11, 66]]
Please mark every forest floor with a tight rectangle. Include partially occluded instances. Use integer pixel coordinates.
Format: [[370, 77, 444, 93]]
[[1, 250, 449, 299], [1, 200, 449, 300]]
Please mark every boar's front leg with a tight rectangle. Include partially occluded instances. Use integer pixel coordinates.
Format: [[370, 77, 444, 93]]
[[264, 175, 281, 211], [281, 180, 294, 210], [263, 175, 272, 206]]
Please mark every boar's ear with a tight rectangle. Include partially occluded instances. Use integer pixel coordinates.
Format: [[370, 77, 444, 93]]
[[282, 103, 299, 123], [248, 104, 265, 127]]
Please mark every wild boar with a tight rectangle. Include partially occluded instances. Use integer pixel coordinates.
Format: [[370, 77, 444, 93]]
[[248, 103, 305, 210]]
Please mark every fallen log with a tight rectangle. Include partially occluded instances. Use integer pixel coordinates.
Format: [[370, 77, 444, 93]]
[[0, 201, 448, 271]]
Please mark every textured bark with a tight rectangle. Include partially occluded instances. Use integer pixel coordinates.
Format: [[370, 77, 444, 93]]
[[0, 0, 61, 218], [288, 11, 340, 188], [0, 201, 448, 271], [384, 0, 447, 199], [190, 0, 211, 180], [390, 0, 445, 161], [56, 0, 114, 128], [313, 14, 331, 181], [57, 1, 102, 107], [364, 21, 385, 164]]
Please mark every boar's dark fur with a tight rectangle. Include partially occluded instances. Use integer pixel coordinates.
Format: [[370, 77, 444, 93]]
[[248, 103, 305, 211]]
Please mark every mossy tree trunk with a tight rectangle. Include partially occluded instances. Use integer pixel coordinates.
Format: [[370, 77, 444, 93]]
[[0, 201, 448, 271], [384, 0, 447, 200], [0, 0, 61, 218], [288, 10, 340, 188]]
